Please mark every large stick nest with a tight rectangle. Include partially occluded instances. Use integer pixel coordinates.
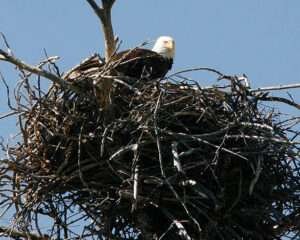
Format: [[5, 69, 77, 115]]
[[1, 54, 300, 239]]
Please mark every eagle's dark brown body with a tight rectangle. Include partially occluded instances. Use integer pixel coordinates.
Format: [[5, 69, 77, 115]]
[[113, 48, 173, 79], [64, 48, 173, 81]]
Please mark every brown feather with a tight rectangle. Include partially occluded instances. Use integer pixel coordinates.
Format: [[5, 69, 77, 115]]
[[64, 49, 173, 81], [112, 48, 173, 79]]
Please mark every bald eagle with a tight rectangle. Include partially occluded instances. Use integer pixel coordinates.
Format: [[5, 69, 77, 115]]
[[112, 36, 175, 79], [64, 36, 175, 81]]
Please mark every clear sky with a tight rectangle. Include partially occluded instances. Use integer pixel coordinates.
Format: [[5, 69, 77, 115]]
[[0, 0, 299, 236]]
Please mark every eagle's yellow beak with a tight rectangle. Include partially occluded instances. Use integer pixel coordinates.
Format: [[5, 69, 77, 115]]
[[166, 39, 175, 51]]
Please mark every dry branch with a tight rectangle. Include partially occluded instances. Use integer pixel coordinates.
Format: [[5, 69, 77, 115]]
[[84, 0, 117, 109], [86, 0, 116, 60], [251, 82, 300, 92], [0, 49, 81, 94]]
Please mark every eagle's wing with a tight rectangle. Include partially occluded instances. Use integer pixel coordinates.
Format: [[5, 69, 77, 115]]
[[63, 54, 104, 81]]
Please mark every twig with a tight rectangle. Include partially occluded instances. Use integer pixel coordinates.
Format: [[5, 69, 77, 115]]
[[168, 67, 226, 79], [78, 122, 90, 190], [249, 155, 263, 195], [162, 130, 248, 161], [227, 169, 243, 213], [0, 71, 16, 111], [105, 76, 142, 95], [0, 32, 13, 55], [153, 92, 166, 177], [132, 148, 139, 212], [172, 142, 184, 173]]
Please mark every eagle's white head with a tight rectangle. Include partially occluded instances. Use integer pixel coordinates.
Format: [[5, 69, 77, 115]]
[[152, 36, 175, 59]]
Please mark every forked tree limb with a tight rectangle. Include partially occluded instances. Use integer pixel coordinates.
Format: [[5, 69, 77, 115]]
[[86, 0, 116, 60]]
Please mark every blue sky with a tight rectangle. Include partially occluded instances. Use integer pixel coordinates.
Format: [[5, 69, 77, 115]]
[[1, 0, 299, 156], [1, 1, 300, 81], [0, 0, 299, 236]]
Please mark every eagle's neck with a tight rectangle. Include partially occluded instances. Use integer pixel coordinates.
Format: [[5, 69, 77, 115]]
[[152, 47, 174, 60], [166, 58, 173, 70]]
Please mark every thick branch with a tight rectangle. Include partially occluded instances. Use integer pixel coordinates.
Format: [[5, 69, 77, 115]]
[[0, 49, 80, 94], [86, 0, 116, 60]]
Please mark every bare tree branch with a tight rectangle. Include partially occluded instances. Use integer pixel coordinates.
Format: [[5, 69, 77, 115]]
[[0, 49, 81, 94], [85, 0, 117, 109], [86, 0, 116, 60], [251, 83, 300, 92], [258, 95, 300, 110]]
